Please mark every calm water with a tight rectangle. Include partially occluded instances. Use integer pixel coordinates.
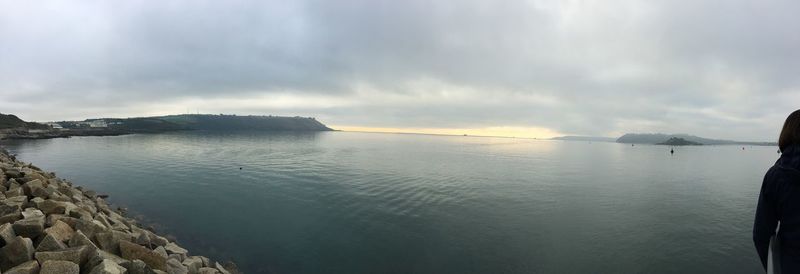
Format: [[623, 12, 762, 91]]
[[1, 131, 776, 273]]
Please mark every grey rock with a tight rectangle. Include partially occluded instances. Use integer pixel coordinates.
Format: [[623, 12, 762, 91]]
[[69, 230, 99, 252], [121, 259, 158, 274], [0, 211, 22, 224], [44, 219, 75, 243], [20, 208, 44, 220], [88, 259, 126, 274], [39, 200, 68, 214], [167, 258, 189, 274], [40, 260, 79, 274], [3, 260, 39, 274], [85, 249, 130, 273], [120, 240, 167, 271], [4, 186, 24, 197], [36, 233, 67, 252], [95, 230, 133, 254], [198, 267, 221, 274], [4, 196, 28, 207], [154, 246, 169, 259], [215, 262, 231, 274], [165, 242, 188, 255], [183, 256, 203, 274], [0, 222, 17, 245], [12, 216, 45, 238], [21, 179, 44, 197], [34, 245, 88, 266], [198, 256, 210, 267], [0, 236, 35, 271], [0, 203, 21, 215]]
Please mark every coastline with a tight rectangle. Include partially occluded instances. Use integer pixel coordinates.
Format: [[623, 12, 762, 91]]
[[0, 146, 238, 273]]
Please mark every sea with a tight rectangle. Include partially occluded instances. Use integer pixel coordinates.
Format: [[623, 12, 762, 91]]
[[0, 131, 774, 273]]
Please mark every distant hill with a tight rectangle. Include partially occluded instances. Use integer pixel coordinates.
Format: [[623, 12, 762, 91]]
[[657, 137, 702, 146], [551, 136, 616, 142], [616, 133, 775, 146], [71, 114, 333, 133], [0, 113, 49, 130]]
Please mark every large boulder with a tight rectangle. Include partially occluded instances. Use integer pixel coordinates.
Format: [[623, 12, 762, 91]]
[[0, 222, 17, 245], [20, 208, 44, 220], [68, 230, 99, 253], [166, 258, 189, 274], [120, 240, 168, 271], [88, 259, 126, 274], [12, 216, 45, 238], [34, 245, 88, 266], [44, 219, 75, 243], [85, 249, 130, 272], [95, 230, 132, 254], [199, 267, 221, 274], [3, 260, 39, 274], [121, 259, 159, 274], [165, 242, 188, 255], [40, 260, 79, 274], [21, 179, 44, 197], [0, 236, 35, 271], [36, 233, 67, 252], [39, 200, 68, 215]]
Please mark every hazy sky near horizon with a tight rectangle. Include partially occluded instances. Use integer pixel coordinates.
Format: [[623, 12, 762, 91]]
[[1, 0, 798, 140]]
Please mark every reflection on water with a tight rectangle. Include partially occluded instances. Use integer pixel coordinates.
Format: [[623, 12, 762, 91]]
[[1, 131, 774, 273]]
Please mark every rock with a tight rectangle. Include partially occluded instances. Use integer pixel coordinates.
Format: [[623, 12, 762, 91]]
[[165, 242, 188, 255], [21, 179, 44, 197], [95, 230, 132, 254], [0, 236, 35, 271], [154, 246, 169, 258], [167, 258, 189, 274], [68, 230, 98, 252], [4, 186, 24, 197], [36, 233, 67, 252], [39, 200, 68, 214], [4, 169, 24, 178], [168, 253, 185, 263], [183, 256, 203, 273], [20, 208, 44, 220], [44, 220, 75, 243], [12, 216, 45, 238], [0, 203, 21, 215], [85, 249, 129, 272], [5, 195, 28, 207], [198, 267, 221, 274], [3, 260, 39, 274], [215, 262, 231, 274], [34, 246, 88, 266], [120, 240, 168, 271], [40, 260, 79, 274], [121, 259, 159, 274], [88, 259, 126, 274], [0, 212, 22, 224], [150, 234, 168, 247], [0, 222, 17, 245], [135, 232, 151, 247], [72, 218, 107, 238], [198, 256, 211, 267]]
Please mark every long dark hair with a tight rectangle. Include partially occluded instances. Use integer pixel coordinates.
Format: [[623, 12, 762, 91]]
[[779, 109, 800, 152]]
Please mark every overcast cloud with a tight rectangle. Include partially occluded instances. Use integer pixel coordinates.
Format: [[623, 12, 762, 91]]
[[1, 0, 798, 140]]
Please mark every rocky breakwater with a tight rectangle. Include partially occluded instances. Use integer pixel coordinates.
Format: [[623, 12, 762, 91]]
[[0, 148, 237, 274]]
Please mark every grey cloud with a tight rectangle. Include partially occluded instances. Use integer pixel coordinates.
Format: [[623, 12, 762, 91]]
[[0, 0, 797, 141]]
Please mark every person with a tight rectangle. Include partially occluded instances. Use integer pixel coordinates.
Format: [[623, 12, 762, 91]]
[[754, 109, 800, 272]]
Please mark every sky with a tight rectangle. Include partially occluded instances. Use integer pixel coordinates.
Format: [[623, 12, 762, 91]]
[[1, 0, 798, 141]]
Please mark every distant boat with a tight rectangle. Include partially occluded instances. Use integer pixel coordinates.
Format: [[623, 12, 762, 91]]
[[670, 148, 674, 154]]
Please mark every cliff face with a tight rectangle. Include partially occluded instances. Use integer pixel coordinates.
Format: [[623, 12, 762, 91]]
[[0, 114, 48, 130], [0, 148, 238, 273]]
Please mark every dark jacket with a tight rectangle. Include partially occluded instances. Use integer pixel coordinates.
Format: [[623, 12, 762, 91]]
[[754, 144, 800, 272]]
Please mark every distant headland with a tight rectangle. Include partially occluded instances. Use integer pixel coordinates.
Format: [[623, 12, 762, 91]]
[[551, 133, 776, 146], [0, 113, 332, 140]]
